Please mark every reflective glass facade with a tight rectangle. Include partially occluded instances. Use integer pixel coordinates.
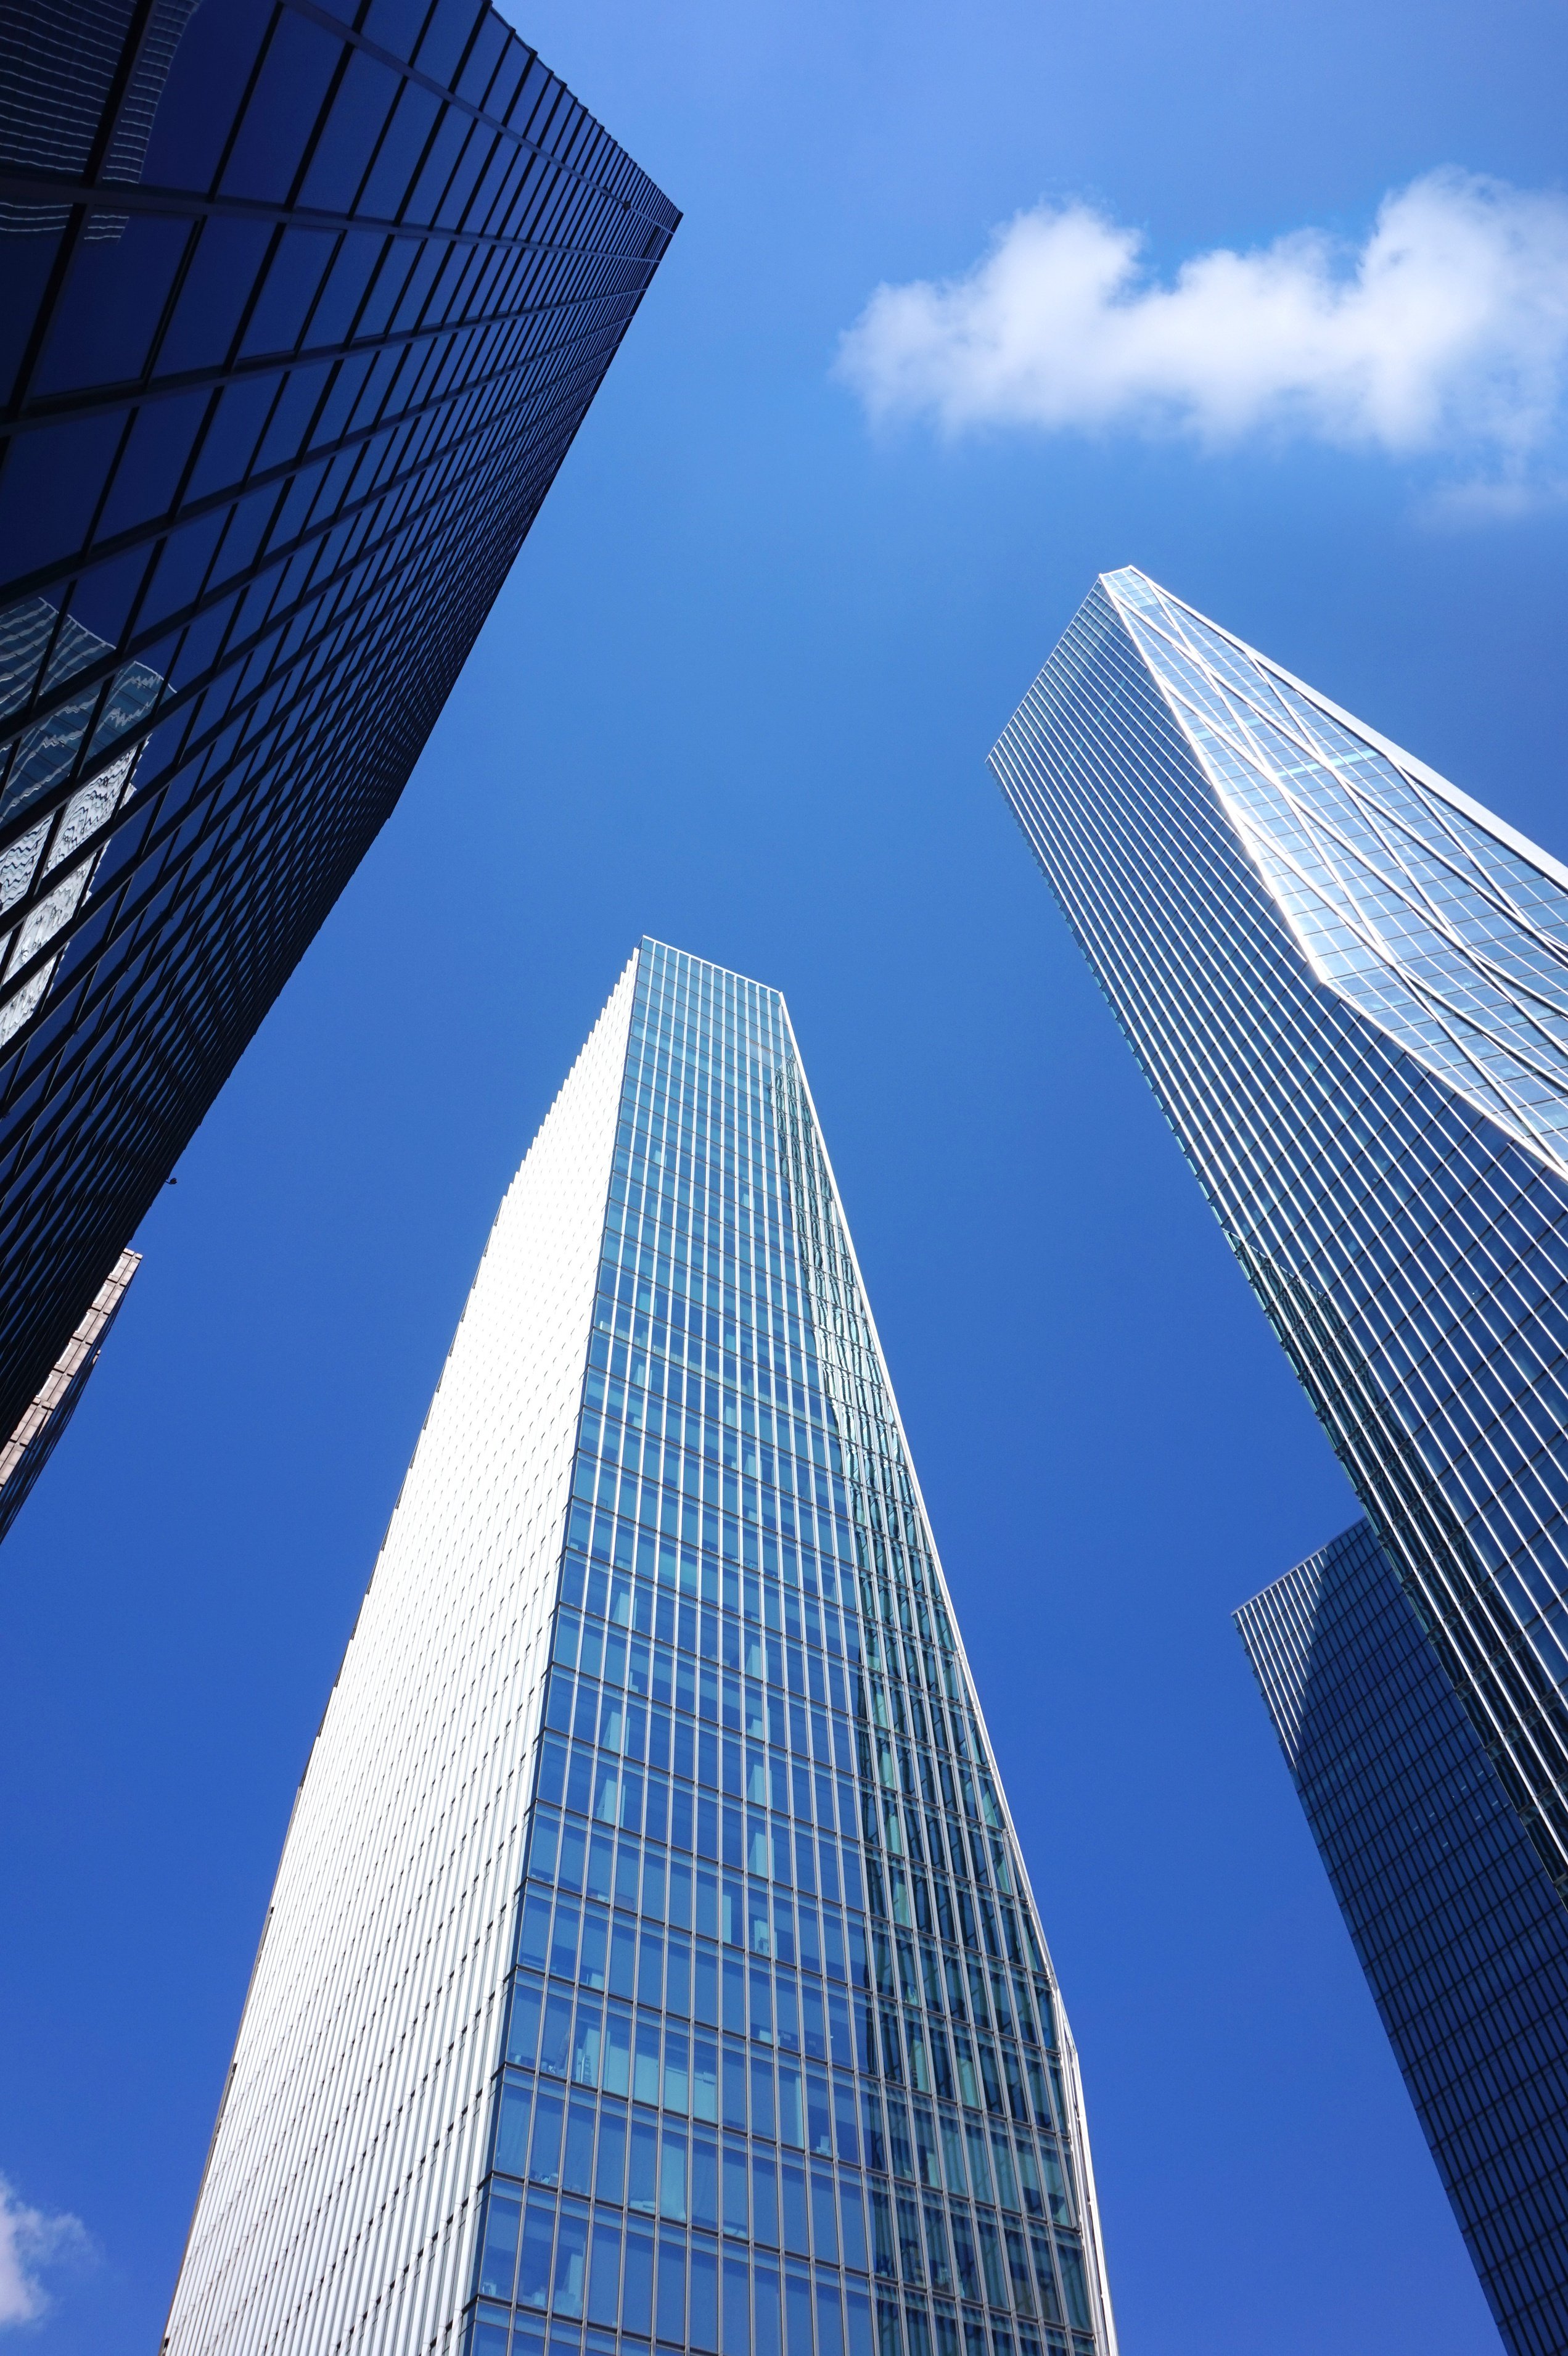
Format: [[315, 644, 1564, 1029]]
[[165, 942, 1116, 2356], [1238, 1522, 1568, 2356], [0, 0, 676, 1445], [990, 568, 1568, 2338]]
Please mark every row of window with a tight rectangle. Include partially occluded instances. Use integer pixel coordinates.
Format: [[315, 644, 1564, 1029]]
[[543, 1663, 967, 1845], [534, 1721, 1030, 1968], [618, 1060, 780, 1135], [599, 1179, 807, 1300], [593, 1225, 899, 1536], [560, 1551, 847, 1652], [570, 1425, 845, 1571], [523, 1814, 1050, 2047], [581, 1415, 845, 1536], [493, 2081, 868, 2244], [579, 1319, 856, 1517], [607, 1158, 787, 1225], [525, 1809, 847, 1960], [611, 1119, 774, 1200], [626, 1032, 777, 1087], [623, 1053, 776, 1114], [534, 1730, 857, 1910], [549, 1626, 858, 1760], [473, 2191, 1093, 2345], [493, 2043, 1072, 2235], [602, 1153, 895, 1474], [528, 1811, 856, 1958], [602, 1219, 823, 1345], [503, 1950, 1060, 2144], [558, 1546, 958, 1740], [544, 1652, 1001, 1881], [593, 1210, 876, 1406], [582, 1322, 850, 1525], [579, 1272, 932, 1621], [557, 1525, 980, 1805], [467, 2297, 1081, 2356], [556, 1571, 860, 1687]]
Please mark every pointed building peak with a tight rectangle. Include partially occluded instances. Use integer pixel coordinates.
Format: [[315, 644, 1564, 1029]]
[[993, 566, 1568, 2348], [1046, 570, 1568, 1179]]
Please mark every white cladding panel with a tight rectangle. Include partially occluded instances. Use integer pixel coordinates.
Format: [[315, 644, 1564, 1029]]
[[164, 955, 638, 2356]]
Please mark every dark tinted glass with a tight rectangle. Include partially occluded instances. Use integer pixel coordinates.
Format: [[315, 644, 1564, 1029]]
[[0, 0, 678, 1440]]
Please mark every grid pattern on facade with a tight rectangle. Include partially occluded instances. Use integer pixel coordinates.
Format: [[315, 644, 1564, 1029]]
[[1238, 1522, 1568, 2356], [0, 1237, 138, 1542], [466, 941, 1116, 2356], [0, 0, 678, 1444], [988, 570, 1568, 1895]]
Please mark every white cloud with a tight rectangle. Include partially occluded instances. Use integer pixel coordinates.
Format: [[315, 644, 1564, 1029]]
[[835, 171, 1568, 484], [0, 2177, 88, 2329]]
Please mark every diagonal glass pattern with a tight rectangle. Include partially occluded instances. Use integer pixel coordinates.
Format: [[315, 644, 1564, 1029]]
[[1104, 567, 1568, 1182]]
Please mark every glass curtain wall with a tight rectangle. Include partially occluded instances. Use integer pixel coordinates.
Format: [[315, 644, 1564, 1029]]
[[989, 570, 1568, 1896], [988, 568, 1568, 2351], [467, 942, 1114, 2356], [0, 0, 677, 1443]]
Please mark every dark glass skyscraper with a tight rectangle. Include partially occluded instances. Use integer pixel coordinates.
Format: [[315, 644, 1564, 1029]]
[[990, 568, 1568, 2354], [0, 0, 676, 1444], [163, 942, 1117, 2356], [1238, 1522, 1568, 2355]]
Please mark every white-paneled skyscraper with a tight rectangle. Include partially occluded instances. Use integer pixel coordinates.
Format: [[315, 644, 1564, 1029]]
[[164, 941, 1117, 2356]]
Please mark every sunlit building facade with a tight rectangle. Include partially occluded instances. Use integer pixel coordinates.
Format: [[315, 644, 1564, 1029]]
[[990, 568, 1568, 2355], [0, 0, 676, 1446], [163, 942, 1117, 2356]]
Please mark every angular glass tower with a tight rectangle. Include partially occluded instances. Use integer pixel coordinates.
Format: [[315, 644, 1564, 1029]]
[[990, 568, 1568, 2356], [163, 942, 1117, 2356], [0, 0, 677, 1446]]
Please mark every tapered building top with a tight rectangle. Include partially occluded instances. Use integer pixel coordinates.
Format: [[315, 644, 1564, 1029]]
[[1090, 569, 1568, 1179], [165, 941, 1117, 2356], [990, 569, 1568, 1849]]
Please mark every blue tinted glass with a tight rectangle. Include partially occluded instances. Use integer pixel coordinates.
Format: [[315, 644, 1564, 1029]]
[[466, 947, 1109, 2356], [995, 568, 1568, 2350]]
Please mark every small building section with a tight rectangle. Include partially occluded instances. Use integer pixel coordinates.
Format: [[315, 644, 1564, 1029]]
[[0, 1243, 139, 1544], [1238, 1522, 1568, 2356]]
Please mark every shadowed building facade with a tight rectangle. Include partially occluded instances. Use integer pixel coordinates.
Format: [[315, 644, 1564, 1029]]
[[163, 942, 1118, 2356], [0, 0, 676, 1445], [1238, 1523, 1568, 2352], [991, 568, 1568, 2355]]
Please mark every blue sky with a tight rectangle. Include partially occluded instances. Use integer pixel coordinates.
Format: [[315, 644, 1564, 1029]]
[[4, 0, 1567, 2348]]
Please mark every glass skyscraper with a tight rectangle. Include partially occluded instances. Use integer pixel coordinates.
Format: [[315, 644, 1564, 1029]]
[[1237, 1522, 1568, 2356], [163, 942, 1117, 2356], [0, 0, 676, 1449], [990, 568, 1568, 2355]]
